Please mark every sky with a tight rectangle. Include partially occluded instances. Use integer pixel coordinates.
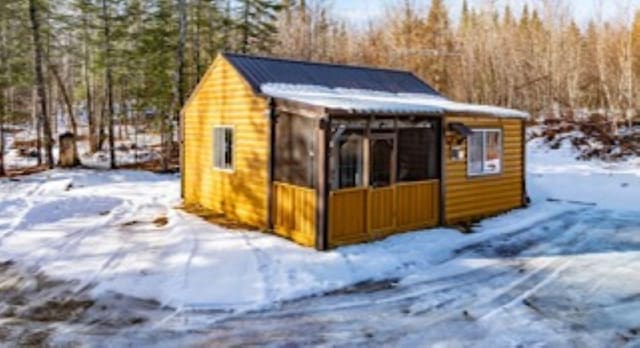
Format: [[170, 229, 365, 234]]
[[333, 0, 640, 27]]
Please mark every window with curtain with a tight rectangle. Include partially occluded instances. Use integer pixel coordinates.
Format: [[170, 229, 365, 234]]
[[467, 129, 502, 176], [213, 127, 234, 170]]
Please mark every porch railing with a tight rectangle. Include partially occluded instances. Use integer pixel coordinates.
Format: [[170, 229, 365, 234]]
[[329, 180, 439, 247], [272, 182, 316, 247]]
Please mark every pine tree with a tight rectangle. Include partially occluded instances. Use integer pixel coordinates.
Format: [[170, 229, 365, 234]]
[[424, 0, 452, 94], [237, 0, 282, 54]]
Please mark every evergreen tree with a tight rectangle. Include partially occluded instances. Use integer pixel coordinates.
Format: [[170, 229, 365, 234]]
[[424, 0, 452, 93], [237, 0, 282, 54]]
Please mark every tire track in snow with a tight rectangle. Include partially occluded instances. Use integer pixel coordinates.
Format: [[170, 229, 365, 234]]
[[241, 233, 278, 307], [0, 178, 48, 243], [215, 210, 594, 327]]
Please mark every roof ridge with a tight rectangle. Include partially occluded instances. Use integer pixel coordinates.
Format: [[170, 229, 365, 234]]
[[222, 52, 416, 76]]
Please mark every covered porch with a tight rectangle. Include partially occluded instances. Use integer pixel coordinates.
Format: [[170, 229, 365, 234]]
[[268, 98, 443, 249]]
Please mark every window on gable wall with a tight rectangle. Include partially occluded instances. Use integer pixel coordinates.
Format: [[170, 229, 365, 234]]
[[213, 127, 234, 170], [468, 129, 502, 176]]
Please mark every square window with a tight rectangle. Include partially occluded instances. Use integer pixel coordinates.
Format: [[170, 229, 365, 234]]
[[467, 129, 502, 176]]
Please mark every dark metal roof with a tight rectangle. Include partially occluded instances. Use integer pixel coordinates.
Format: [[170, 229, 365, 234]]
[[223, 53, 442, 96]]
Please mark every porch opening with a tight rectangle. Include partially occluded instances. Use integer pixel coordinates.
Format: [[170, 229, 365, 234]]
[[328, 117, 442, 247]]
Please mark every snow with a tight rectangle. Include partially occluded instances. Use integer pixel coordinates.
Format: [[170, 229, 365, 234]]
[[2, 126, 162, 170], [1, 137, 636, 310], [0, 169, 579, 312], [527, 136, 640, 211], [261, 83, 530, 119], [0, 130, 639, 345]]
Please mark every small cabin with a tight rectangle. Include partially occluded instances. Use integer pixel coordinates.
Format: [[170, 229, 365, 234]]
[[181, 53, 529, 250]]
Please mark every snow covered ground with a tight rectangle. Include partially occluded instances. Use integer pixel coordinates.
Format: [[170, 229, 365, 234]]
[[3, 126, 162, 171], [0, 136, 638, 346]]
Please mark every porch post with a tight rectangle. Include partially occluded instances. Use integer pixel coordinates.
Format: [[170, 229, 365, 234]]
[[266, 98, 277, 231], [315, 116, 331, 250], [363, 116, 372, 188], [439, 116, 447, 225]]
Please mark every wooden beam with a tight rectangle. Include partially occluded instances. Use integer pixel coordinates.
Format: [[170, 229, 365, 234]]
[[315, 117, 331, 251], [439, 116, 447, 225], [266, 98, 277, 231], [363, 116, 372, 188], [275, 99, 326, 119], [391, 117, 398, 185]]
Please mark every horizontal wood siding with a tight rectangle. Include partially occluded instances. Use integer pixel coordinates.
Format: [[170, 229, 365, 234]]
[[272, 182, 316, 247], [329, 180, 439, 247], [444, 116, 524, 224], [183, 56, 269, 228]]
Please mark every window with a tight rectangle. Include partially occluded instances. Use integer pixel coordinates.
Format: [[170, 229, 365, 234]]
[[370, 136, 394, 187], [336, 133, 364, 189], [468, 129, 502, 176], [213, 127, 234, 170], [397, 128, 439, 182]]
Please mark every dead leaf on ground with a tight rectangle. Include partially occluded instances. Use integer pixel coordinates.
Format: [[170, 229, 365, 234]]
[[152, 216, 168, 227]]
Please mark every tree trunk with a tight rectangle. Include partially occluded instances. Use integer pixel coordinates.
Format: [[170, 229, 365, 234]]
[[241, 0, 250, 53], [0, 92, 5, 177], [194, 0, 202, 81], [165, 0, 187, 172], [0, 11, 6, 176], [32, 87, 42, 166], [48, 62, 80, 166], [102, 0, 116, 169], [83, 9, 96, 154], [29, 0, 54, 169]]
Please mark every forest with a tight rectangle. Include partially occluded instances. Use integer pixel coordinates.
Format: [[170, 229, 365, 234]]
[[0, 0, 639, 174]]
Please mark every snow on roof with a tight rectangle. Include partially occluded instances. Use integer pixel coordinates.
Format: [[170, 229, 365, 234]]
[[261, 83, 530, 119]]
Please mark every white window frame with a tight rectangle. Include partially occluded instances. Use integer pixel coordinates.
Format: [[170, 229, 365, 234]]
[[467, 128, 503, 177], [213, 126, 235, 172]]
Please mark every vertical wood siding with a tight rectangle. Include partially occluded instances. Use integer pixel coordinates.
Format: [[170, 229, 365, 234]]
[[183, 56, 269, 228], [444, 116, 524, 224], [368, 187, 395, 233], [272, 182, 316, 247], [396, 181, 440, 230], [329, 188, 368, 246], [329, 180, 439, 247]]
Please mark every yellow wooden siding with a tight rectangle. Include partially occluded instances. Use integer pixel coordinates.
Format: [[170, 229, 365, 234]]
[[183, 56, 269, 228], [396, 181, 440, 230], [444, 116, 524, 224], [329, 188, 368, 246], [368, 187, 395, 233], [272, 182, 316, 247], [329, 180, 439, 247]]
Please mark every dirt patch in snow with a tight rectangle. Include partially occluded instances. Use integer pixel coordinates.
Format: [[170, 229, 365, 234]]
[[0, 260, 169, 346], [152, 216, 169, 227]]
